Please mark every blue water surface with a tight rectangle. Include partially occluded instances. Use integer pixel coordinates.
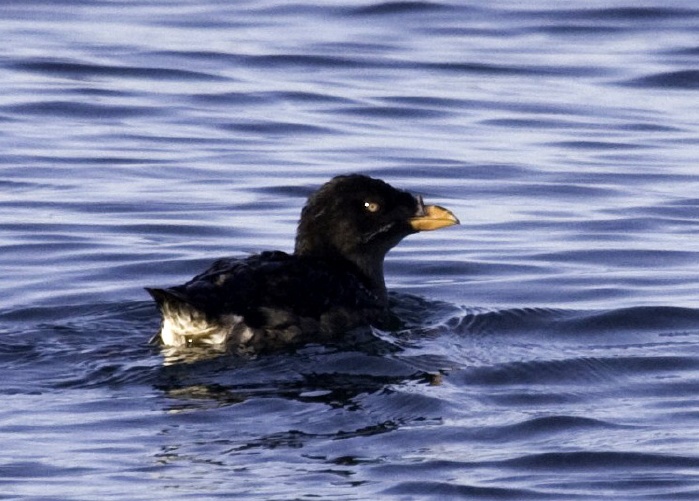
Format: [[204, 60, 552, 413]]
[[2, 0, 699, 499]]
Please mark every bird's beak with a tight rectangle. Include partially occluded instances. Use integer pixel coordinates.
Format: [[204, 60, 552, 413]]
[[410, 195, 460, 232]]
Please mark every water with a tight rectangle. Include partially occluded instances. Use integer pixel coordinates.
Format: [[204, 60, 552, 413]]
[[2, 0, 699, 498]]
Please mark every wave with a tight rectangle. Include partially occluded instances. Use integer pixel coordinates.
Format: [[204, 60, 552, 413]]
[[12, 59, 225, 81], [621, 70, 699, 90], [2, 294, 698, 405]]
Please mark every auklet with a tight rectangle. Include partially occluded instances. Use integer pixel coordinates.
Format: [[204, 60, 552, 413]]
[[147, 174, 459, 352]]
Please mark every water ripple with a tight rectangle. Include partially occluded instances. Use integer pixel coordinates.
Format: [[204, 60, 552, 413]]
[[2, 101, 157, 119], [12, 59, 226, 81], [3, 0, 699, 498], [349, 1, 451, 17], [623, 70, 699, 89]]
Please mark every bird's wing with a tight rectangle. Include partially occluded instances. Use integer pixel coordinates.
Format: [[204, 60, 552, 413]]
[[157, 251, 382, 322]]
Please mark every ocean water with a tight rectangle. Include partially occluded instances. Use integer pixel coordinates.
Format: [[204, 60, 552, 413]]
[[2, 0, 699, 498]]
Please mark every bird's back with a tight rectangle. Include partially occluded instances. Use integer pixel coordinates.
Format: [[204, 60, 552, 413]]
[[147, 251, 385, 351]]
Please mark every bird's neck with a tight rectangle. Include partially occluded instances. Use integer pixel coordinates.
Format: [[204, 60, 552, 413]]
[[349, 251, 388, 303], [295, 246, 388, 304]]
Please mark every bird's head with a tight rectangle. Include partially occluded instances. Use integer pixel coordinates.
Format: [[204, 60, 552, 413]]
[[294, 174, 459, 296]]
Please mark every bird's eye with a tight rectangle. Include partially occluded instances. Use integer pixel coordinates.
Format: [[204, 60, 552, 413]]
[[364, 201, 380, 213]]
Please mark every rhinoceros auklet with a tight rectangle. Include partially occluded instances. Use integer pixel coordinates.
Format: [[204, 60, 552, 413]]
[[147, 174, 459, 352]]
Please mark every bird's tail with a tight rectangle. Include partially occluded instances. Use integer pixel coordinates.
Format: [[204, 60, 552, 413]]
[[146, 287, 189, 311], [145, 287, 229, 347]]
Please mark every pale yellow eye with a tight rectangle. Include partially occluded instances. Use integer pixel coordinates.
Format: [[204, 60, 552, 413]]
[[364, 201, 380, 213]]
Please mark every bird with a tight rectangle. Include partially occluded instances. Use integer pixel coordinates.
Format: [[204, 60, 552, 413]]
[[146, 174, 459, 353]]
